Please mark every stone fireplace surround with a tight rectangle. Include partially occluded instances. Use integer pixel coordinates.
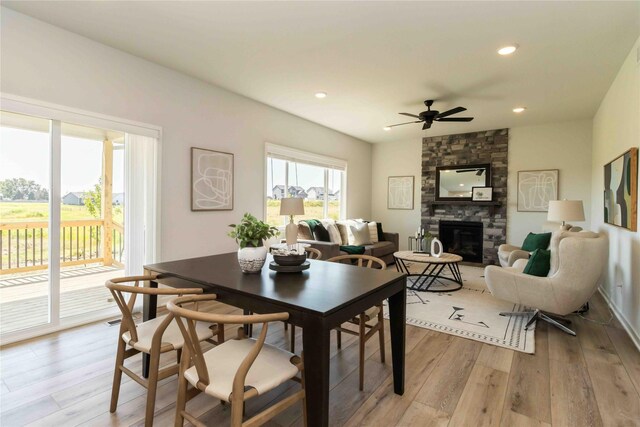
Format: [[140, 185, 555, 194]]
[[421, 129, 508, 265]]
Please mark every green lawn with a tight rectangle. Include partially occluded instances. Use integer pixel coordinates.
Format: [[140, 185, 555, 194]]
[[0, 201, 123, 223]]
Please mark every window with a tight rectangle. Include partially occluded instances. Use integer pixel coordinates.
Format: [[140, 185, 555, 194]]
[[265, 143, 346, 226]]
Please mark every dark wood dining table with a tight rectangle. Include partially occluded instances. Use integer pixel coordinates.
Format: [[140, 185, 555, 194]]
[[143, 252, 407, 427]]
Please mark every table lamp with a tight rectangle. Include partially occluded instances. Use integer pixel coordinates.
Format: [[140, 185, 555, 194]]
[[280, 197, 305, 246], [547, 200, 585, 227]]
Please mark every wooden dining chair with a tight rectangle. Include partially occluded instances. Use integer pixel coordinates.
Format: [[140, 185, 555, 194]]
[[284, 246, 323, 353], [106, 276, 224, 427], [326, 254, 387, 390], [168, 294, 306, 427]]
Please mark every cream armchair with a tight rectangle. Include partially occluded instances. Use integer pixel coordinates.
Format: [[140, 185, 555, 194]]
[[486, 232, 607, 335], [497, 225, 584, 267]]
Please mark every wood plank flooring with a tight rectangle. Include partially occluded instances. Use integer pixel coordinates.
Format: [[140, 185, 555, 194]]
[[0, 292, 639, 426]]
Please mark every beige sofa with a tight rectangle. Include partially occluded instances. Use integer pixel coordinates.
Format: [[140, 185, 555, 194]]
[[294, 220, 399, 265]]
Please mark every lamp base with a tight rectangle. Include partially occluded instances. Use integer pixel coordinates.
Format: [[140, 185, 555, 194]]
[[285, 222, 298, 246]]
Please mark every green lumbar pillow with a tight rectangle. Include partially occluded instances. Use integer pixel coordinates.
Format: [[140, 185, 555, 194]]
[[523, 249, 551, 277], [521, 232, 552, 252]]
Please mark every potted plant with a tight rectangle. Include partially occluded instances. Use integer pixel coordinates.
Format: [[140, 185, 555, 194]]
[[228, 213, 280, 273]]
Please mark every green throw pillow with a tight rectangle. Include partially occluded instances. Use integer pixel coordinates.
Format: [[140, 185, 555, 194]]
[[521, 232, 552, 252], [523, 249, 551, 277]]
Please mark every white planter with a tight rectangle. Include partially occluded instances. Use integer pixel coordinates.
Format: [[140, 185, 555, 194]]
[[237, 246, 268, 273]]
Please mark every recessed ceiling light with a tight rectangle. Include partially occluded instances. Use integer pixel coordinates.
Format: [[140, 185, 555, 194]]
[[459, 183, 465, 187], [498, 44, 518, 55], [315, 92, 327, 99], [383, 126, 391, 131], [513, 107, 527, 113]]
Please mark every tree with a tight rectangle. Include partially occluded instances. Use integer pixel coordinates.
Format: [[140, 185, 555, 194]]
[[0, 178, 47, 200], [84, 180, 102, 218]]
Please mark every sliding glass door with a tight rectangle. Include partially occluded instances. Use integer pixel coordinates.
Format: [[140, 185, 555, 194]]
[[0, 100, 159, 343]]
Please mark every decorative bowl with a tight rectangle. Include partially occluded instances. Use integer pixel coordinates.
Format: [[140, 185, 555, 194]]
[[273, 253, 307, 266]]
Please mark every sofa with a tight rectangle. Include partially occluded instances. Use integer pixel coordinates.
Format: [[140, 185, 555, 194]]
[[293, 219, 399, 265]]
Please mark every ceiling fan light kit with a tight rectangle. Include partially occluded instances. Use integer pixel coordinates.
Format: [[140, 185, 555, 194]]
[[386, 99, 474, 131]]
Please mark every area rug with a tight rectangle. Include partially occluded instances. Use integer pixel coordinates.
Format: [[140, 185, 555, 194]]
[[384, 264, 535, 354]]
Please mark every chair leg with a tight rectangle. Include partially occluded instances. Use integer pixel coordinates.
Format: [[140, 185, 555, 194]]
[[174, 368, 188, 427], [144, 351, 162, 427], [284, 321, 288, 331], [290, 324, 296, 353], [377, 305, 385, 364], [359, 314, 366, 391], [337, 329, 342, 349], [524, 309, 540, 330], [217, 324, 225, 344], [110, 337, 127, 412], [540, 313, 576, 336], [500, 309, 577, 336]]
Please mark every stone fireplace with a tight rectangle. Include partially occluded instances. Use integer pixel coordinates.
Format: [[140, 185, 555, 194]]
[[439, 220, 484, 263], [421, 129, 508, 265]]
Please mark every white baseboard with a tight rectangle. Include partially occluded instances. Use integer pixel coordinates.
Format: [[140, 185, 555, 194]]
[[598, 287, 640, 352]]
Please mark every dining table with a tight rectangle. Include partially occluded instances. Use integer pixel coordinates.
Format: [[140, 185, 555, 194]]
[[143, 252, 407, 427]]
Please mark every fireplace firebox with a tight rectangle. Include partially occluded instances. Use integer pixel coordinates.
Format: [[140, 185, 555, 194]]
[[438, 221, 483, 263]]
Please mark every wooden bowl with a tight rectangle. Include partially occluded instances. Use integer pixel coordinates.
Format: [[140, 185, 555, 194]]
[[273, 253, 307, 266]]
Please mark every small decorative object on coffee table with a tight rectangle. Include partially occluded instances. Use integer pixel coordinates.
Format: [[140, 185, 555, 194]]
[[228, 213, 280, 273], [394, 251, 463, 292], [410, 226, 432, 253]]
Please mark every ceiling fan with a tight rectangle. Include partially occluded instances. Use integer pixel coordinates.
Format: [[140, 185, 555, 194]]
[[387, 100, 474, 130]]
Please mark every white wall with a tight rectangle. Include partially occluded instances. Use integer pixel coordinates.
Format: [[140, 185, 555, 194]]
[[371, 121, 594, 250], [0, 8, 372, 261], [508, 120, 592, 244], [591, 37, 640, 344], [371, 139, 422, 250]]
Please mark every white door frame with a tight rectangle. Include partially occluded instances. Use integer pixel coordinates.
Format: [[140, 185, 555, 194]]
[[0, 94, 163, 345]]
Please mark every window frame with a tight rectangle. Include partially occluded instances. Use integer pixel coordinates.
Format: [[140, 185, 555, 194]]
[[264, 143, 347, 224]]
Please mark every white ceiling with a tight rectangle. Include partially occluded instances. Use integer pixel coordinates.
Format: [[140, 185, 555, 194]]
[[4, 1, 639, 144]]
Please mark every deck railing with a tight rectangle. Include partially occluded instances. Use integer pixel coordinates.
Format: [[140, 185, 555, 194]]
[[0, 220, 124, 274]]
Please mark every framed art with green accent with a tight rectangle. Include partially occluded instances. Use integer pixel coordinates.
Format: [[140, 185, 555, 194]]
[[604, 147, 638, 231]]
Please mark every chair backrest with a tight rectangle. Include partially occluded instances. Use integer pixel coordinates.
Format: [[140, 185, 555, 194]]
[[549, 230, 599, 275], [105, 276, 204, 344], [305, 247, 322, 260], [327, 254, 386, 269], [550, 233, 608, 314], [167, 295, 289, 397]]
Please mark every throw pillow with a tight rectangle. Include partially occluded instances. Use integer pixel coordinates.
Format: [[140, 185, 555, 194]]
[[376, 222, 385, 241], [297, 222, 313, 240], [367, 221, 379, 243], [350, 222, 372, 246], [523, 249, 551, 277], [312, 222, 331, 242], [337, 220, 358, 245], [521, 232, 552, 252], [326, 223, 342, 244]]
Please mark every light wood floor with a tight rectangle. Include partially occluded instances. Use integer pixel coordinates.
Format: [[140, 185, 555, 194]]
[[0, 291, 639, 426]]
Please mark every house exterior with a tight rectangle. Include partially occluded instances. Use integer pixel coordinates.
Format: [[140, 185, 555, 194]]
[[306, 186, 324, 200], [62, 192, 85, 205], [272, 185, 307, 199], [329, 190, 339, 201], [112, 193, 124, 205]]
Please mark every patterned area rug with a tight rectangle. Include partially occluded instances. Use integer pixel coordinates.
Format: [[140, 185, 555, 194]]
[[384, 263, 535, 354]]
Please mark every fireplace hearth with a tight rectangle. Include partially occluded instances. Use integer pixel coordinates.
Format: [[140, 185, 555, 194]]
[[439, 221, 483, 263]]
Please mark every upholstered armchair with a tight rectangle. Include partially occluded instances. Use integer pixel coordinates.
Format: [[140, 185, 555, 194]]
[[486, 231, 607, 335], [497, 225, 584, 267]]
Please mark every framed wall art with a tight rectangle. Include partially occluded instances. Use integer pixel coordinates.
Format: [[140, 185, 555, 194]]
[[191, 147, 234, 211], [388, 176, 414, 210], [517, 169, 559, 212], [472, 186, 493, 201], [604, 147, 638, 231]]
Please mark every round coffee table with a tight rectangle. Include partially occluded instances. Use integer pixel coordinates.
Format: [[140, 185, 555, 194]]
[[393, 251, 464, 292]]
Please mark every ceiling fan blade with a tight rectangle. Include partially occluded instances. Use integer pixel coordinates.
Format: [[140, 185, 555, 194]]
[[399, 112, 420, 118], [388, 120, 422, 128], [422, 122, 431, 130], [435, 107, 466, 119], [435, 117, 474, 122]]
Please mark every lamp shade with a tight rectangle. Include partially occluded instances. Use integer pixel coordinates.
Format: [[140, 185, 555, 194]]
[[547, 200, 585, 222], [279, 197, 305, 216]]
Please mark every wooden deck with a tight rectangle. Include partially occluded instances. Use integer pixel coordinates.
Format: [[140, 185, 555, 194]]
[[0, 266, 123, 335], [0, 287, 638, 426]]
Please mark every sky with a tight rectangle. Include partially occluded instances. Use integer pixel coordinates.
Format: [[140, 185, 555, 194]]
[[0, 127, 125, 196]]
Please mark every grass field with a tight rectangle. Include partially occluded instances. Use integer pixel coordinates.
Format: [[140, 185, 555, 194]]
[[0, 202, 124, 271], [265, 199, 340, 226]]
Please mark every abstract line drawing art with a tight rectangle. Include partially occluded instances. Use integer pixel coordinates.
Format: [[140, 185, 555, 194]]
[[388, 176, 414, 210], [191, 147, 234, 211], [517, 169, 559, 212], [604, 147, 638, 231]]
